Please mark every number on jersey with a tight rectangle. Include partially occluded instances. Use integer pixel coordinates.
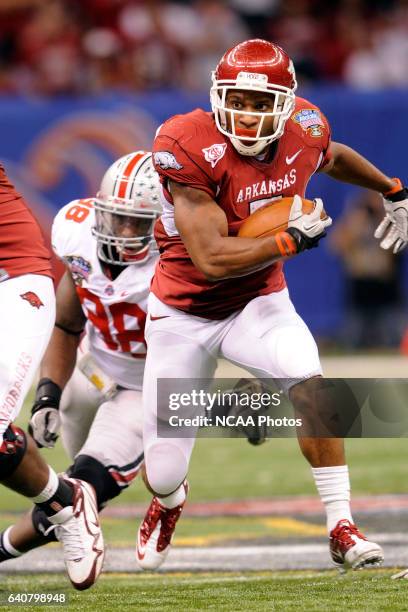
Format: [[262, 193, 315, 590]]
[[77, 287, 147, 358]]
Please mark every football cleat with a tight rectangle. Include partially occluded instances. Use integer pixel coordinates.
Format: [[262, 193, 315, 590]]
[[49, 478, 105, 590], [136, 481, 188, 570], [329, 519, 384, 570]]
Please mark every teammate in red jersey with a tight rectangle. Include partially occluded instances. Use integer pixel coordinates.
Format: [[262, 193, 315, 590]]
[[137, 39, 408, 572], [0, 163, 104, 590]]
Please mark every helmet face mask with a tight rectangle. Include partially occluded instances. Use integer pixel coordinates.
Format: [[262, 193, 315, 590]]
[[210, 40, 297, 156], [92, 152, 162, 266]]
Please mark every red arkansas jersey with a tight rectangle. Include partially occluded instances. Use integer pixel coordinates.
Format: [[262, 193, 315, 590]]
[[152, 97, 331, 319], [0, 163, 52, 281]]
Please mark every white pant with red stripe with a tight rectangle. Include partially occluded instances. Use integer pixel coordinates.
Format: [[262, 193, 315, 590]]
[[143, 288, 322, 495], [0, 274, 55, 440], [60, 361, 144, 488]]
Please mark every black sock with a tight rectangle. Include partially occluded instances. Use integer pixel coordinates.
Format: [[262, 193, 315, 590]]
[[0, 530, 19, 561], [31, 507, 57, 543], [35, 477, 74, 517]]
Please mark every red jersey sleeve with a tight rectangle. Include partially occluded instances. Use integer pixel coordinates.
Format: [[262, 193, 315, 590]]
[[153, 114, 218, 199], [317, 110, 332, 171]]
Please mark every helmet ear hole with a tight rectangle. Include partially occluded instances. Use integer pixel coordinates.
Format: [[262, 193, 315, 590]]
[[92, 152, 162, 266]]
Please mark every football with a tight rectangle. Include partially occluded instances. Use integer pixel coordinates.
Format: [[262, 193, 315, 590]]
[[237, 196, 328, 238]]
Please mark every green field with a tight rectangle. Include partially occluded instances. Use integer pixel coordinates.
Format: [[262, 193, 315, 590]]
[[3, 434, 408, 513], [0, 571, 406, 612]]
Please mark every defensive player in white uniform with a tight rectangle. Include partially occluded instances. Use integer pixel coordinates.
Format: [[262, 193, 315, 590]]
[[0, 152, 166, 573]]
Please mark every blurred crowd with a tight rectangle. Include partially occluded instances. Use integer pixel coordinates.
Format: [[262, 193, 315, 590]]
[[0, 0, 407, 96]]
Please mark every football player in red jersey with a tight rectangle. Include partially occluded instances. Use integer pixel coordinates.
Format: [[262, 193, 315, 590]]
[[137, 39, 408, 572], [0, 163, 104, 589]]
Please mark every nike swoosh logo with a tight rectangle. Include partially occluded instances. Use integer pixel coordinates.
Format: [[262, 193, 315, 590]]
[[150, 315, 170, 321], [286, 149, 303, 165]]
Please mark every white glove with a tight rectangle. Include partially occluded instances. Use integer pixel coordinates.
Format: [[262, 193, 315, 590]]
[[29, 406, 61, 449], [288, 195, 332, 237], [286, 195, 332, 252], [374, 180, 408, 253]]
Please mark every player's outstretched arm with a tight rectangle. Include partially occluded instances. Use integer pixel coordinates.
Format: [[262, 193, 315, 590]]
[[321, 141, 408, 252], [171, 182, 327, 281], [29, 270, 86, 448], [320, 141, 395, 192]]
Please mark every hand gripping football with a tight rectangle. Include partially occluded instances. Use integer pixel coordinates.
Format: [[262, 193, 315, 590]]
[[238, 196, 328, 238]]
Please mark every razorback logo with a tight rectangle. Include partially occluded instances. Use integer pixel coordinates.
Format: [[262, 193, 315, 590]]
[[20, 291, 44, 309], [202, 143, 227, 168], [153, 151, 183, 171]]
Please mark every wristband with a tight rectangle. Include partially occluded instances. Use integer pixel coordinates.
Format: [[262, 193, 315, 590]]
[[275, 231, 298, 257], [33, 378, 62, 410], [383, 178, 403, 197]]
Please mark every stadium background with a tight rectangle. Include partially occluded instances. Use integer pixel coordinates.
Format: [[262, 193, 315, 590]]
[[1, 0, 408, 609]]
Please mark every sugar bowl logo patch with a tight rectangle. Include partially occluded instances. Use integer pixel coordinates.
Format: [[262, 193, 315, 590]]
[[153, 151, 183, 171], [65, 255, 92, 286], [202, 143, 227, 168], [292, 109, 324, 137]]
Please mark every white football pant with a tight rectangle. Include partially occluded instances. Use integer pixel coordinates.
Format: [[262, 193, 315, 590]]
[[0, 274, 55, 440], [60, 363, 144, 488], [143, 288, 322, 495]]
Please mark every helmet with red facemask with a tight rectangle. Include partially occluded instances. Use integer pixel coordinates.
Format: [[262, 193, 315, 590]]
[[210, 39, 297, 157], [92, 151, 162, 266]]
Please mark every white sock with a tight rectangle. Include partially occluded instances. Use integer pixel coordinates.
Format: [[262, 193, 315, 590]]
[[30, 467, 59, 503], [158, 483, 186, 509], [312, 465, 353, 533], [2, 526, 22, 557]]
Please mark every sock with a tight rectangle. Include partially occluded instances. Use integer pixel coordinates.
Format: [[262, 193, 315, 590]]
[[158, 482, 186, 509], [31, 469, 74, 518], [0, 527, 22, 560], [312, 465, 353, 533]]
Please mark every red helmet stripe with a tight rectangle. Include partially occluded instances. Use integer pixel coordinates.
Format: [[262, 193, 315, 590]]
[[117, 152, 146, 199]]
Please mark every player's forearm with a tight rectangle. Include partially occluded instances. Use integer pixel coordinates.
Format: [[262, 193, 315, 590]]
[[192, 234, 290, 281], [325, 142, 395, 193], [39, 327, 79, 390]]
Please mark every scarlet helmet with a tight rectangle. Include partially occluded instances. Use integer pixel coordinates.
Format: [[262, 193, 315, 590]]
[[92, 151, 162, 265], [210, 39, 297, 156]]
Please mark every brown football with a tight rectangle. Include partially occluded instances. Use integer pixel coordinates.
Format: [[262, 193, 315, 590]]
[[238, 197, 328, 238]]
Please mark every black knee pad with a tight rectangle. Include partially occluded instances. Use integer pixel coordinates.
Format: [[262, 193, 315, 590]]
[[0, 425, 27, 480], [67, 454, 121, 510]]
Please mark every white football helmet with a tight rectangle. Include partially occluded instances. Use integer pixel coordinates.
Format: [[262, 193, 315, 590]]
[[92, 151, 162, 265]]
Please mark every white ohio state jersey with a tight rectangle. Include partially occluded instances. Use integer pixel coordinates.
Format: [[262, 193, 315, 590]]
[[52, 198, 157, 390]]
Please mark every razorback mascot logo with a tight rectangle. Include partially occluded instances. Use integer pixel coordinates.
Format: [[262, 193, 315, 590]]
[[20, 291, 44, 309]]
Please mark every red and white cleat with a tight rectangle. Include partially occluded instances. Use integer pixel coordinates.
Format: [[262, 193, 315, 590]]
[[50, 478, 105, 590], [329, 519, 384, 570], [136, 482, 188, 570]]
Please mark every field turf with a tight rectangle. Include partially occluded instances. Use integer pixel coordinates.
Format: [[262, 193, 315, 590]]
[[0, 571, 406, 611]]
